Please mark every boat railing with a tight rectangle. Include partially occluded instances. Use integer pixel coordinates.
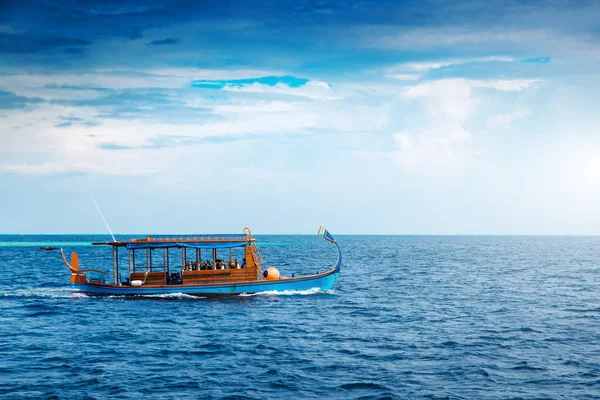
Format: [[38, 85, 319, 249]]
[[132, 234, 249, 242], [244, 227, 264, 279]]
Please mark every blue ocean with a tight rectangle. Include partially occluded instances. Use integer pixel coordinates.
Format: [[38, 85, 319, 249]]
[[1, 235, 599, 399]]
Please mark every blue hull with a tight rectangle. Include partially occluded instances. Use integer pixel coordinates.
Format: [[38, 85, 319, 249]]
[[72, 270, 340, 296]]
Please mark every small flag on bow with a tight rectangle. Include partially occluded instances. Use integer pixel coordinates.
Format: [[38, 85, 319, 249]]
[[318, 226, 336, 243]]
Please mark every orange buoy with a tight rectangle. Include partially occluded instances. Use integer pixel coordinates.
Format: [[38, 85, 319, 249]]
[[263, 267, 280, 280]]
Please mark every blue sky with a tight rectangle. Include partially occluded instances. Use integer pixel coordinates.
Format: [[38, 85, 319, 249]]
[[1, 0, 600, 234]]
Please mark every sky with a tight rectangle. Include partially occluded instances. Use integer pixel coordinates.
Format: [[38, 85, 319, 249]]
[[1, 0, 600, 234]]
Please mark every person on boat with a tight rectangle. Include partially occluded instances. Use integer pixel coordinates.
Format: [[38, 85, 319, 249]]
[[240, 258, 246, 269]]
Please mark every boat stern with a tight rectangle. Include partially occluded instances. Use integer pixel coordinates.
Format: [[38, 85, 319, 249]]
[[61, 250, 89, 284]]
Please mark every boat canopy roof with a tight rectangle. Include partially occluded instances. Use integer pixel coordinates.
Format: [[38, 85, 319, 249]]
[[92, 233, 252, 250]]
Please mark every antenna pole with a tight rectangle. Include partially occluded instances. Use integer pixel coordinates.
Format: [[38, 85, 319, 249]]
[[90, 195, 116, 242]]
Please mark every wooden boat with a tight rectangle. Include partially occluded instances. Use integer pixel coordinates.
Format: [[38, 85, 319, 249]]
[[61, 227, 341, 296]]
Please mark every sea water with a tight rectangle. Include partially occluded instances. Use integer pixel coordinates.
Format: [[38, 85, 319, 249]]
[[1, 235, 599, 399]]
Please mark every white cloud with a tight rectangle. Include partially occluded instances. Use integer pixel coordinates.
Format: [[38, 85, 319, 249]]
[[0, 65, 540, 180], [0, 73, 383, 177], [0, 72, 183, 93], [402, 56, 513, 72], [403, 78, 539, 103], [392, 123, 473, 173], [365, 27, 553, 50], [209, 100, 295, 114], [222, 80, 341, 100], [144, 68, 279, 80], [487, 110, 531, 126], [470, 79, 540, 91], [358, 21, 600, 60], [0, 110, 253, 177], [386, 76, 539, 174], [403, 79, 475, 122], [385, 56, 513, 81], [385, 79, 477, 174], [0, 68, 285, 99], [388, 73, 420, 81]]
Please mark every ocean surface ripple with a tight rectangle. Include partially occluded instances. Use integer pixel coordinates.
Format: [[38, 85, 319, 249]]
[[1, 235, 600, 399]]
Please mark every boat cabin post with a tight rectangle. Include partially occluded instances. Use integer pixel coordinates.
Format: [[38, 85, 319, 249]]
[[128, 249, 134, 275], [112, 246, 118, 285], [164, 248, 169, 278]]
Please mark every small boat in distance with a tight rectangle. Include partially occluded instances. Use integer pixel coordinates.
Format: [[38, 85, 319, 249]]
[[60, 227, 341, 296]]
